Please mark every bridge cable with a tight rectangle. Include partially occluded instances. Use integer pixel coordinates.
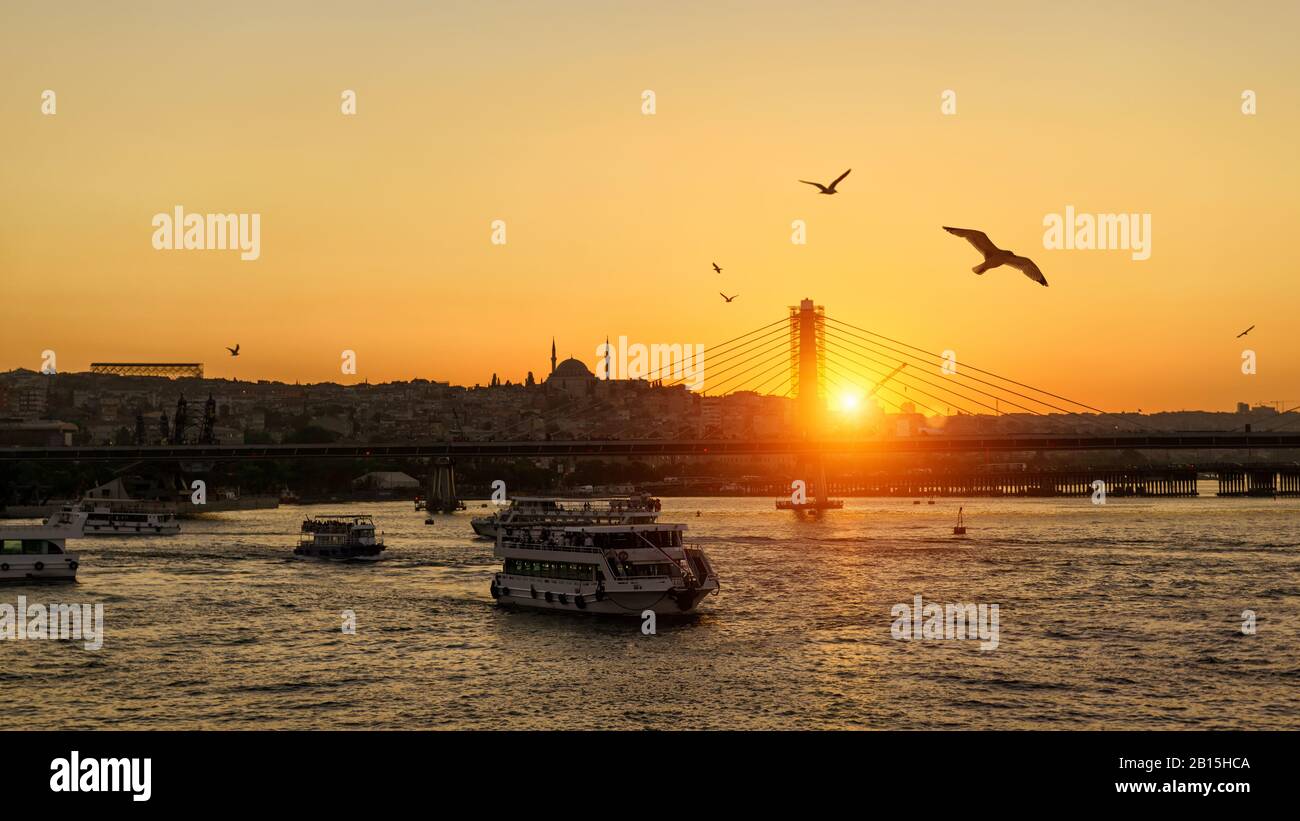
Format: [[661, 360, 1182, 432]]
[[632, 319, 789, 383], [823, 347, 985, 416], [704, 346, 796, 396], [822, 357, 941, 415], [491, 318, 791, 437], [821, 362, 908, 413], [824, 315, 1150, 431], [824, 316, 1106, 414], [823, 333, 1024, 415]]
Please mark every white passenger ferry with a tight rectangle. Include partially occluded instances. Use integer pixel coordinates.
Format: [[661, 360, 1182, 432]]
[[45, 503, 180, 536], [490, 523, 719, 615], [471, 493, 662, 539], [0, 510, 87, 583], [294, 515, 386, 561]]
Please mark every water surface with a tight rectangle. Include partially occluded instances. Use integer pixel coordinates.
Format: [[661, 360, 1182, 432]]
[[2, 491, 1297, 729]]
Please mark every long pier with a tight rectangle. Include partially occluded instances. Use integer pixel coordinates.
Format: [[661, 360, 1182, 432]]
[[827, 467, 1204, 498], [650, 465, 1300, 498], [1214, 468, 1300, 497]]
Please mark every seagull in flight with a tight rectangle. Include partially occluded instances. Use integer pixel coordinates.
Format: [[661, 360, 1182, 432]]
[[226, 344, 240, 356], [712, 262, 723, 273], [942, 226, 1048, 287], [1236, 324, 1255, 338], [719, 292, 738, 303], [798, 168, 851, 195]]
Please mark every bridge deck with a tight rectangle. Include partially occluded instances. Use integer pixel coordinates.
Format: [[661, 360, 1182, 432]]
[[5, 433, 1300, 461]]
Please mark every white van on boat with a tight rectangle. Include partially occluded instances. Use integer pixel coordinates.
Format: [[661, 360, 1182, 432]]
[[0, 511, 87, 583]]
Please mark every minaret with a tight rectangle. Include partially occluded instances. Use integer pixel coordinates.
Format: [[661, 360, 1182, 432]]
[[550, 337, 557, 375]]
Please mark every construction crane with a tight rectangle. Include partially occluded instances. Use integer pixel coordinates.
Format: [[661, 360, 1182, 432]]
[[868, 363, 907, 398]]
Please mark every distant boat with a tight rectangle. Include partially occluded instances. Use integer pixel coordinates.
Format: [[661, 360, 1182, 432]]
[[294, 515, 386, 561], [775, 466, 843, 515], [470, 494, 661, 539], [775, 498, 844, 515], [46, 502, 180, 536]]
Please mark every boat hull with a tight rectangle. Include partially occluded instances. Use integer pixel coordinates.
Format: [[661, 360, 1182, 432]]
[[492, 575, 716, 616], [293, 548, 385, 562], [470, 519, 498, 539], [0, 555, 80, 583]]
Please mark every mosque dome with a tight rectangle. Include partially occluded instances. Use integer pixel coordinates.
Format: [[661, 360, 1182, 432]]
[[551, 358, 594, 379]]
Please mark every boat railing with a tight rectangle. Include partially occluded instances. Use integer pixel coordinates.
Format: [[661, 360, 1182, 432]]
[[511, 498, 658, 514], [77, 499, 177, 514], [499, 539, 603, 554], [300, 530, 384, 544], [608, 564, 689, 583], [503, 509, 657, 522]]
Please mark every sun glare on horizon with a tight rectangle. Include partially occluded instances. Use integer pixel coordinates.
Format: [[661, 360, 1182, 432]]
[[835, 390, 863, 414]]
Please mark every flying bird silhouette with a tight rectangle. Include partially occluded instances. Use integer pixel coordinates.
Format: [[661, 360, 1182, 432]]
[[719, 293, 738, 303], [942, 226, 1048, 287], [712, 262, 723, 273], [1237, 325, 1255, 338], [226, 344, 240, 356], [798, 168, 851, 195]]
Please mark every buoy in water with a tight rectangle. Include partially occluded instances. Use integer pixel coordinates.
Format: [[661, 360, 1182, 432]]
[[953, 506, 967, 535]]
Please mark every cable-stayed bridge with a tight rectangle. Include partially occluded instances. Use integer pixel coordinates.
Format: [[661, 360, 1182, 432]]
[[8, 297, 1300, 505]]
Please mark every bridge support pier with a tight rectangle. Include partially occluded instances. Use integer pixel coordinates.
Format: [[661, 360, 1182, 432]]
[[1249, 469, 1277, 497], [1219, 469, 1279, 497], [426, 457, 463, 513]]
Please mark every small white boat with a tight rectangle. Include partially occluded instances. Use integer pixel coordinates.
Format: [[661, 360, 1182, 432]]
[[471, 493, 662, 539], [490, 522, 719, 616], [294, 515, 386, 561], [0, 511, 87, 583], [45, 503, 180, 536]]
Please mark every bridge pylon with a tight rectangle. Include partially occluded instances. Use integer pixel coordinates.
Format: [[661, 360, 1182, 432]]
[[789, 298, 826, 437], [784, 298, 841, 512]]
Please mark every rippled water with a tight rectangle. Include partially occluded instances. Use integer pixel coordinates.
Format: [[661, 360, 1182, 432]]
[[2, 489, 1298, 729]]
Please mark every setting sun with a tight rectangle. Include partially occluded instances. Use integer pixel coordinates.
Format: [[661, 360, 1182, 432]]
[[836, 391, 862, 414]]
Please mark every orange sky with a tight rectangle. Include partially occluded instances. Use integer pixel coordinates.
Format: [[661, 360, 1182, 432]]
[[2, 1, 1297, 411]]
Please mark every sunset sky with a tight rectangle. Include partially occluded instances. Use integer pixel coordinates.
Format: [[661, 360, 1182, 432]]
[[2, 1, 1297, 412]]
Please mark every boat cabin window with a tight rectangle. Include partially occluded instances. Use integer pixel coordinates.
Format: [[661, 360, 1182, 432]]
[[594, 532, 647, 549], [601, 530, 679, 549], [3, 539, 59, 555], [503, 558, 595, 582], [625, 562, 674, 578], [604, 557, 676, 578]]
